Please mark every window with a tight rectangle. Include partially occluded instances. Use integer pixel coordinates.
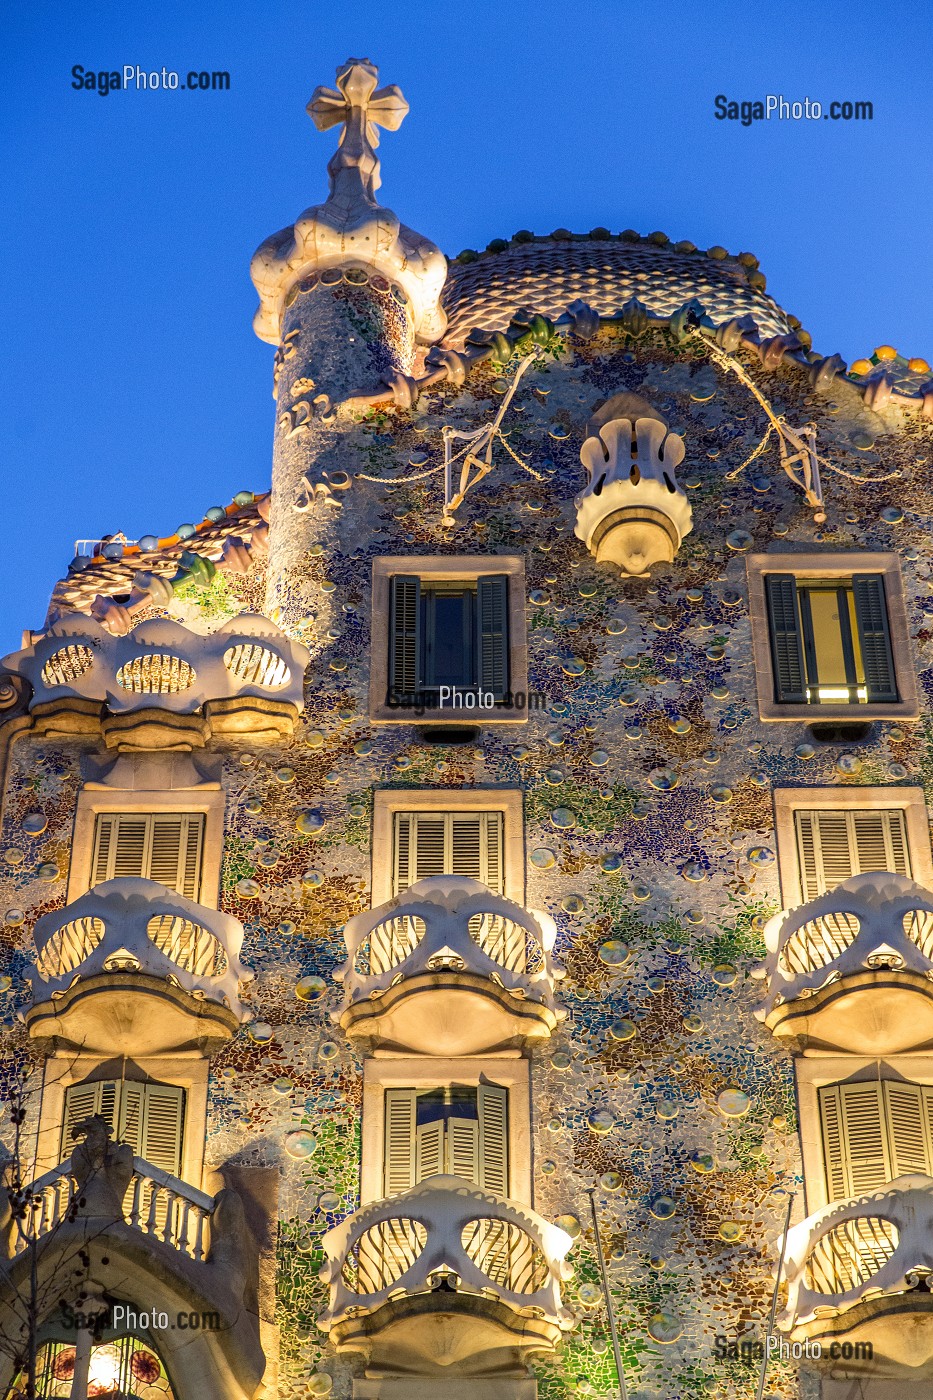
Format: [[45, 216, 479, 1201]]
[[766, 573, 895, 706], [773, 788, 932, 907], [370, 556, 528, 724], [384, 1083, 508, 1195], [371, 790, 524, 907], [819, 1079, 933, 1200], [390, 573, 508, 699], [392, 810, 505, 895], [91, 812, 205, 899], [747, 553, 917, 721], [794, 808, 910, 900], [61, 1078, 185, 1175]]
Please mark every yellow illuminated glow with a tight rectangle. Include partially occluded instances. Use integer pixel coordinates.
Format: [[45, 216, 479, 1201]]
[[87, 1344, 122, 1392], [799, 581, 866, 705]]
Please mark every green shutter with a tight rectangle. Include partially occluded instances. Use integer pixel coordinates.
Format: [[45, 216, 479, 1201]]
[[389, 576, 421, 698], [853, 574, 898, 703], [477, 575, 509, 701], [765, 574, 806, 704]]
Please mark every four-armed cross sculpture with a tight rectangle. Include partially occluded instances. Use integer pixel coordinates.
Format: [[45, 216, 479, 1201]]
[[307, 57, 409, 204]]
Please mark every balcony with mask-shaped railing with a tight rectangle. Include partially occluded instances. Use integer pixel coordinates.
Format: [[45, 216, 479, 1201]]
[[2, 612, 309, 748], [317, 1174, 575, 1377], [754, 872, 933, 1054], [778, 1175, 933, 1373], [24, 878, 253, 1054], [334, 876, 565, 1055]]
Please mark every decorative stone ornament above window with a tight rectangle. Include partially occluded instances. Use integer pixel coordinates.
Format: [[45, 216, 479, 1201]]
[[3, 613, 309, 747], [573, 409, 693, 576]]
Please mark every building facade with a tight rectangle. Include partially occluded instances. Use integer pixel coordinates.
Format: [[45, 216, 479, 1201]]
[[2, 56, 933, 1400]]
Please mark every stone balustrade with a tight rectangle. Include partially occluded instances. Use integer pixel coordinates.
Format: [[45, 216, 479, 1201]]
[[7, 1154, 216, 1262]]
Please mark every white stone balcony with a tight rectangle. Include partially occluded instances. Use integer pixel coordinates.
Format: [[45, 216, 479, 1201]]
[[335, 876, 565, 1054], [0, 1117, 267, 1400], [755, 873, 933, 1053], [7, 1154, 215, 1263], [25, 878, 253, 1053], [2, 612, 309, 747], [779, 1175, 933, 1372], [318, 1174, 575, 1375]]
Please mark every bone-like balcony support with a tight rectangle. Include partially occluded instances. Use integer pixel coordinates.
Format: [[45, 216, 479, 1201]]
[[29, 878, 251, 1012], [756, 872, 933, 1052], [574, 416, 693, 576], [318, 1174, 574, 1362], [778, 1175, 933, 1367], [335, 875, 564, 1053]]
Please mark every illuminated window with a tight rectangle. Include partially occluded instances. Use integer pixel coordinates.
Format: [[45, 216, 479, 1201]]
[[12, 1337, 175, 1398], [765, 573, 896, 706]]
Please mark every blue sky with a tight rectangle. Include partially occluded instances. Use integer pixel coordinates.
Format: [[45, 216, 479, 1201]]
[[1, 1, 931, 652]]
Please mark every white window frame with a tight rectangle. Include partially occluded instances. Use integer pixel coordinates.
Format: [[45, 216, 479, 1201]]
[[746, 552, 919, 722], [371, 789, 525, 907], [369, 555, 528, 725], [361, 1056, 531, 1207], [773, 786, 932, 907], [796, 1055, 933, 1214]]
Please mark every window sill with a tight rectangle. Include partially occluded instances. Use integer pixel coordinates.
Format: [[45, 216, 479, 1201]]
[[370, 705, 528, 726], [757, 700, 920, 723]]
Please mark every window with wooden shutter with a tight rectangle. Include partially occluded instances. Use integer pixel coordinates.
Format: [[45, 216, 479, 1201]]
[[392, 811, 505, 895], [91, 813, 205, 899], [853, 574, 898, 703], [765, 574, 806, 704], [383, 1085, 508, 1195], [819, 1080, 933, 1201], [389, 575, 421, 698], [764, 572, 899, 707], [61, 1079, 185, 1175], [387, 572, 510, 701], [794, 809, 911, 900]]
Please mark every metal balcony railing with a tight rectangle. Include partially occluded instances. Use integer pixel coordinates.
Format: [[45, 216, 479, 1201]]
[[779, 1174, 933, 1331], [318, 1174, 575, 1334], [336, 875, 564, 1014], [28, 878, 252, 1019]]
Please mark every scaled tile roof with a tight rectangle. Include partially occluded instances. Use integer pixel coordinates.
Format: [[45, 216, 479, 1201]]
[[441, 233, 791, 345]]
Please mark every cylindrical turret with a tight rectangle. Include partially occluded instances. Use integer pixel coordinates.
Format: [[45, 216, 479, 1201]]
[[250, 58, 447, 634]]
